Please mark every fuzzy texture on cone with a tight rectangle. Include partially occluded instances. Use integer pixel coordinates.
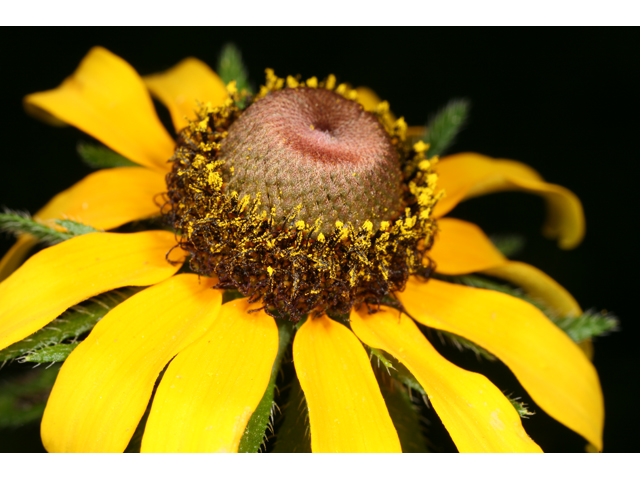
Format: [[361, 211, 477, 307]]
[[219, 88, 404, 234]]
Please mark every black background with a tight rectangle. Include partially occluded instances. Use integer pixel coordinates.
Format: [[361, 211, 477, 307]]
[[1, 29, 638, 452]]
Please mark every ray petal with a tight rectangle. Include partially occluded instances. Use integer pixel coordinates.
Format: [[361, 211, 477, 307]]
[[0, 167, 167, 282], [32, 167, 167, 229], [434, 153, 585, 249], [144, 57, 228, 132], [430, 218, 582, 317], [397, 278, 604, 450], [351, 308, 542, 452], [41, 274, 221, 452], [430, 218, 507, 275], [24, 47, 175, 172], [293, 315, 401, 453], [0, 236, 39, 283], [483, 261, 582, 317], [0, 231, 184, 351], [141, 299, 278, 453]]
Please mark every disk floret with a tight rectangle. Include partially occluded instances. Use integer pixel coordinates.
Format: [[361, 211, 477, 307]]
[[163, 71, 440, 321]]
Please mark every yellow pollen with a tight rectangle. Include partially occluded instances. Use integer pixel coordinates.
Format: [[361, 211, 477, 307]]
[[306, 76, 318, 88], [267, 266, 274, 276], [226, 80, 238, 96], [295, 220, 306, 230], [418, 160, 431, 171], [325, 74, 336, 90], [413, 140, 430, 153], [286, 76, 299, 88]]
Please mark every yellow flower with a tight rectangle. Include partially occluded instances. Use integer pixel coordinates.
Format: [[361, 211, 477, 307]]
[[0, 47, 602, 453]]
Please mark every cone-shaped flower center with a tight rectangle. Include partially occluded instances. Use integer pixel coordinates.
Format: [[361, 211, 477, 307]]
[[164, 79, 438, 321], [218, 87, 404, 233]]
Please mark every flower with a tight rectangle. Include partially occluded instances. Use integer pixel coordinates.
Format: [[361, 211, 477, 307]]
[[0, 47, 603, 453]]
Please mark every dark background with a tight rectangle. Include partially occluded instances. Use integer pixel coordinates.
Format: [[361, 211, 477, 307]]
[[1, 29, 638, 452]]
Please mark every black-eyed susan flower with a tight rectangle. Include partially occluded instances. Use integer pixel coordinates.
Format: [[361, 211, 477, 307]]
[[0, 46, 604, 453]]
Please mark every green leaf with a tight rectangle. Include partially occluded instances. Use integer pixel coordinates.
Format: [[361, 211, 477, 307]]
[[0, 288, 141, 363], [217, 43, 252, 94], [552, 310, 619, 343], [55, 219, 98, 236], [22, 344, 78, 363], [77, 142, 138, 169], [489, 234, 526, 258], [0, 366, 59, 428], [379, 379, 430, 452], [0, 211, 71, 245], [423, 99, 470, 158], [272, 376, 311, 453], [238, 318, 293, 453], [506, 394, 535, 418]]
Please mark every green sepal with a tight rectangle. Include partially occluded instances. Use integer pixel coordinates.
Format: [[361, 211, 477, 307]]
[[0, 366, 59, 428], [238, 317, 293, 453], [439, 330, 496, 361], [77, 142, 138, 169], [0, 211, 72, 245], [272, 376, 312, 453], [21, 343, 78, 363], [489, 234, 526, 258], [506, 394, 535, 418], [55, 219, 98, 236], [0, 288, 141, 363], [0, 211, 99, 247], [422, 99, 469, 158], [378, 378, 430, 452], [553, 310, 619, 343], [217, 43, 252, 95], [369, 347, 426, 397]]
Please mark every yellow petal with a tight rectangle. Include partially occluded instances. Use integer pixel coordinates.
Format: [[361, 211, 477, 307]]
[[483, 260, 582, 317], [141, 299, 278, 453], [0, 167, 167, 282], [33, 167, 166, 229], [0, 236, 39, 282], [41, 274, 221, 452], [434, 153, 585, 249], [351, 308, 541, 452], [397, 278, 604, 450], [24, 46, 175, 172], [0, 231, 183, 352], [293, 314, 401, 453], [144, 58, 228, 132], [430, 218, 507, 275], [430, 218, 582, 318]]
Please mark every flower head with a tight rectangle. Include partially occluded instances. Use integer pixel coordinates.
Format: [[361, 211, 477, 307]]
[[0, 46, 604, 453]]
